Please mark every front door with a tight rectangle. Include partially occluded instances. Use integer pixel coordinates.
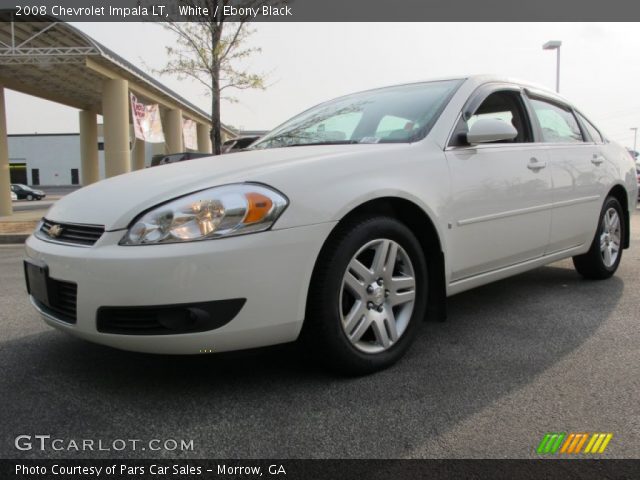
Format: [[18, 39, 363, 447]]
[[445, 89, 553, 281]]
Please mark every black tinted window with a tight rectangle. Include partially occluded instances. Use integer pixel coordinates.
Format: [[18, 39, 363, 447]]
[[469, 91, 532, 143]]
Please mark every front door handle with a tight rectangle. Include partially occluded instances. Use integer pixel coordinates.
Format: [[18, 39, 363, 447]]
[[527, 157, 547, 171], [591, 154, 605, 166]]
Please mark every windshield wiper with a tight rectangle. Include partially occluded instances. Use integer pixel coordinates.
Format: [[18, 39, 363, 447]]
[[283, 140, 360, 147]]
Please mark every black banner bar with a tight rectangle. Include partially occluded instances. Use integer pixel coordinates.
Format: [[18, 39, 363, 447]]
[[2, 0, 640, 22], [3, 459, 640, 480]]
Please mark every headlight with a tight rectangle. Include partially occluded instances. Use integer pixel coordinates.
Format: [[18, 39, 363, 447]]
[[120, 184, 288, 245]]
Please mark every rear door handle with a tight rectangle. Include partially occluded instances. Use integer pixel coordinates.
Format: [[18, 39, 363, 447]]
[[591, 154, 605, 166], [527, 157, 547, 171]]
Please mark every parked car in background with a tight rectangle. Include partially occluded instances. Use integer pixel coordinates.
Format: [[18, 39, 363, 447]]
[[151, 152, 211, 167], [222, 136, 260, 153], [11, 191, 17, 201], [24, 75, 638, 375], [11, 184, 45, 201]]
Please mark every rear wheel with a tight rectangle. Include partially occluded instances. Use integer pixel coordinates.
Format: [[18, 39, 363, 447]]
[[26, 194, 33, 201], [303, 216, 427, 375], [572, 196, 624, 279]]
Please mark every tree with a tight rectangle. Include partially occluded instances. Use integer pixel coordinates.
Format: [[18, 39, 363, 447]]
[[155, 1, 269, 155]]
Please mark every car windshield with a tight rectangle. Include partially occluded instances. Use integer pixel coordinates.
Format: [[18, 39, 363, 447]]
[[16, 184, 32, 190], [251, 79, 462, 149]]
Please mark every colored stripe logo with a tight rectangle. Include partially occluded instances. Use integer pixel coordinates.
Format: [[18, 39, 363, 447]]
[[537, 433, 613, 454]]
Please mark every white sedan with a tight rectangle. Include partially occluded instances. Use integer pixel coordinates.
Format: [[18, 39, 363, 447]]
[[24, 75, 638, 374]]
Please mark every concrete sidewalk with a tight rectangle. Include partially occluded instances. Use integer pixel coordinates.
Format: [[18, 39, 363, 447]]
[[0, 194, 64, 243], [0, 205, 48, 244]]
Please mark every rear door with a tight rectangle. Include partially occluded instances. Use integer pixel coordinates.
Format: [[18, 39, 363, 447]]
[[445, 86, 553, 281], [525, 94, 604, 253]]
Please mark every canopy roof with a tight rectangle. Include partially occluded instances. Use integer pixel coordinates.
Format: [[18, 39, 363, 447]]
[[0, 12, 235, 135]]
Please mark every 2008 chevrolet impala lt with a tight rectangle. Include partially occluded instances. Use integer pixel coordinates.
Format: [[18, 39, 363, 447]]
[[24, 76, 638, 374]]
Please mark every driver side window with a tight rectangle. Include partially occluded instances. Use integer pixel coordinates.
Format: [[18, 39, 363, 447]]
[[450, 90, 533, 146]]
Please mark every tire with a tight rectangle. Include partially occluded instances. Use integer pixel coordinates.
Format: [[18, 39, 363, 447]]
[[303, 216, 428, 375], [26, 194, 33, 201], [572, 196, 624, 280]]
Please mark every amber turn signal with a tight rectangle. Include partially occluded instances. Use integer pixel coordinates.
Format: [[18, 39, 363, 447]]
[[244, 192, 274, 224]]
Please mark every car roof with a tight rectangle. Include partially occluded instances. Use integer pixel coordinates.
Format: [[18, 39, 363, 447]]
[[462, 74, 569, 103], [400, 75, 566, 103], [311, 75, 567, 108]]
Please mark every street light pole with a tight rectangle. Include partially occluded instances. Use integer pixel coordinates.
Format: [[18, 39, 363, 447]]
[[543, 40, 562, 93], [555, 45, 561, 92], [631, 127, 638, 154]]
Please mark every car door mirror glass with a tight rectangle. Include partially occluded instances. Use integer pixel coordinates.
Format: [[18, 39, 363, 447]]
[[466, 118, 518, 144]]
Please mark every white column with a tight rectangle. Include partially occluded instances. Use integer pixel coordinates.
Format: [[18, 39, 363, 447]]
[[197, 122, 212, 153], [164, 108, 184, 154], [132, 138, 146, 170], [79, 110, 99, 185], [102, 78, 131, 177], [0, 86, 12, 216]]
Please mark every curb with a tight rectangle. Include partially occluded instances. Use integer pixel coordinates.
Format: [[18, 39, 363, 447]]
[[0, 234, 29, 244]]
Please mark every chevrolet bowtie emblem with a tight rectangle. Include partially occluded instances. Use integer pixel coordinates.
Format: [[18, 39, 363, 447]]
[[48, 224, 64, 238]]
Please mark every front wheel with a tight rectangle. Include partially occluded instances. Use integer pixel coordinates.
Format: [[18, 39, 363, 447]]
[[303, 216, 428, 375], [572, 196, 624, 279]]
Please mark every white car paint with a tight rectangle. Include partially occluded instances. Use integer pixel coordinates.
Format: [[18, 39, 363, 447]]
[[24, 75, 638, 355]]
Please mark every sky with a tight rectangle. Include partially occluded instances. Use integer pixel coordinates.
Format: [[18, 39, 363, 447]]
[[5, 22, 640, 149]]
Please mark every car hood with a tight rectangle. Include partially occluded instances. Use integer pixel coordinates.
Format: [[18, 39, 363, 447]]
[[46, 144, 400, 230]]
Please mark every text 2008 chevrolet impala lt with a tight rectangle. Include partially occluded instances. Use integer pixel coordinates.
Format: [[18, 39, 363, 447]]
[[24, 76, 638, 374]]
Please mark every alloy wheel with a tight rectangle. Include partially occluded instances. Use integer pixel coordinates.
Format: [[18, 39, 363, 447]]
[[600, 207, 621, 268], [339, 238, 416, 354]]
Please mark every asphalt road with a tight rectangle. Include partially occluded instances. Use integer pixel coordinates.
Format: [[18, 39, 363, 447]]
[[11, 186, 78, 212], [1, 210, 639, 459]]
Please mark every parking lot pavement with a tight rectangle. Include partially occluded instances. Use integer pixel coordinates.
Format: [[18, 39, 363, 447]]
[[12, 198, 58, 212], [1, 210, 639, 459]]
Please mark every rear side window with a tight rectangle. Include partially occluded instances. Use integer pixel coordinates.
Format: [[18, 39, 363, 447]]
[[576, 112, 604, 143], [529, 98, 584, 143]]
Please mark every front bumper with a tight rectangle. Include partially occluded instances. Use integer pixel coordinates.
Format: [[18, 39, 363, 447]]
[[25, 222, 336, 354]]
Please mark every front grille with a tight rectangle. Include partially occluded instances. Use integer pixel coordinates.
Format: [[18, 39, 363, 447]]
[[39, 218, 105, 246], [36, 278, 78, 324]]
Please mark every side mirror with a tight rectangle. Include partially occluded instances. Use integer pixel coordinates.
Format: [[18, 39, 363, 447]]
[[466, 118, 518, 144]]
